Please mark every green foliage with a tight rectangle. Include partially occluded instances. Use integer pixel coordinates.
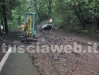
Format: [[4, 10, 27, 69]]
[[82, 29, 88, 33], [8, 20, 18, 32], [0, 0, 99, 37], [0, 0, 28, 34], [54, 15, 64, 26]]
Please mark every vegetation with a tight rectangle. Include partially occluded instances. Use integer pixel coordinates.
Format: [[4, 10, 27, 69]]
[[0, 0, 99, 36]]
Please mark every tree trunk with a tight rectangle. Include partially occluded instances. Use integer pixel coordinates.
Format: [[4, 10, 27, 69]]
[[48, 0, 52, 19], [2, 4, 8, 33], [0, 25, 1, 36], [34, 0, 42, 21], [18, 15, 21, 25], [0, 15, 2, 35], [73, 2, 82, 27], [73, 0, 86, 29], [78, 1, 85, 29], [1, 14, 4, 25], [97, 17, 99, 29], [48, 5, 51, 19]]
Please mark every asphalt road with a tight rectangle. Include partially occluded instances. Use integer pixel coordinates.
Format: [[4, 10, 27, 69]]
[[0, 52, 40, 75]]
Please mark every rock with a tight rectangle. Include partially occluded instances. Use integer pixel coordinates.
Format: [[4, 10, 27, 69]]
[[60, 59, 66, 62], [52, 52, 59, 60], [41, 37, 46, 42], [35, 62, 41, 67], [72, 51, 84, 57], [92, 71, 97, 74]]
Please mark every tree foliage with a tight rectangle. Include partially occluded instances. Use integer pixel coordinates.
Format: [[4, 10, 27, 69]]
[[0, 0, 28, 35], [0, 0, 99, 36]]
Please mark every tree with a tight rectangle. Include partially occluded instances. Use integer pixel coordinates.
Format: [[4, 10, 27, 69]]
[[46, 0, 52, 19], [0, 0, 26, 34], [2, 4, 8, 33]]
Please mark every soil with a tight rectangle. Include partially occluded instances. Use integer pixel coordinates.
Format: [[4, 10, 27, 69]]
[[0, 29, 21, 61], [30, 25, 99, 75], [0, 26, 99, 75], [0, 51, 4, 61]]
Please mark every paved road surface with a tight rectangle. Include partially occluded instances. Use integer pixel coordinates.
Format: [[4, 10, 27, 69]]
[[0, 52, 40, 75]]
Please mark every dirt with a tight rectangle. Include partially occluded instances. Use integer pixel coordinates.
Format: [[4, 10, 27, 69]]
[[0, 51, 4, 61], [29, 26, 99, 75], [0, 26, 99, 75], [0, 29, 21, 61]]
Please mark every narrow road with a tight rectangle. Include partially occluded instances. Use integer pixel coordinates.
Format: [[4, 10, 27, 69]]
[[0, 52, 40, 75]]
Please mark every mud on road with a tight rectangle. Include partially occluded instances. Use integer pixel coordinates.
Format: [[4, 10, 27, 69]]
[[0, 27, 99, 75], [30, 28, 99, 75], [0, 29, 21, 61]]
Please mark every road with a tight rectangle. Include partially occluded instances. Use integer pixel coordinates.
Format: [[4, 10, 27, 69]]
[[0, 52, 40, 75]]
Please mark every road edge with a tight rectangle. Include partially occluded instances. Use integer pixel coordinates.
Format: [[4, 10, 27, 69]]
[[0, 47, 12, 71]]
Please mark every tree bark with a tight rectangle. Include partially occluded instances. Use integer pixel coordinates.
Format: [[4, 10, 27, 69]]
[[48, 0, 52, 19], [34, 0, 42, 21], [2, 4, 8, 33], [73, 0, 85, 29], [1, 14, 4, 25], [0, 25, 1, 36], [97, 17, 99, 29], [0, 14, 2, 35], [73, 1, 82, 26], [78, 1, 85, 29]]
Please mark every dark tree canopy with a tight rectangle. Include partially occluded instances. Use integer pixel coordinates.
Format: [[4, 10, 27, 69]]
[[0, 0, 99, 36]]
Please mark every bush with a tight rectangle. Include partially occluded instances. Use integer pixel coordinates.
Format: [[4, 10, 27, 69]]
[[8, 20, 19, 32]]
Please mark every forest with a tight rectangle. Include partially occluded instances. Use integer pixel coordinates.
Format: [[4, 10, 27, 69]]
[[0, 0, 99, 36], [1, 0, 99, 75]]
